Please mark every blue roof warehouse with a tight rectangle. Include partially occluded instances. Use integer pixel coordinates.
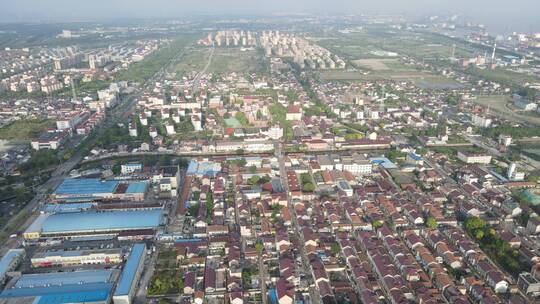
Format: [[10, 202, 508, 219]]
[[0, 270, 114, 304], [52, 178, 148, 202], [23, 209, 163, 240], [113, 244, 146, 304]]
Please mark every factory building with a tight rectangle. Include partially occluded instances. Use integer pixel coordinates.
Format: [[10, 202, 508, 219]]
[[52, 178, 148, 202], [31, 248, 123, 268], [113, 244, 146, 304], [0, 249, 25, 286], [0, 270, 114, 304], [23, 209, 163, 240]]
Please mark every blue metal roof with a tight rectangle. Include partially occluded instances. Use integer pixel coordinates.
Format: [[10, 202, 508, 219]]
[[269, 288, 277, 304], [34, 210, 162, 233], [0, 249, 24, 279], [1, 282, 112, 302], [186, 160, 198, 175], [408, 153, 422, 161], [186, 160, 221, 177], [369, 157, 398, 169], [54, 179, 118, 196], [126, 181, 148, 194], [114, 243, 145, 296], [44, 203, 95, 214], [36, 288, 111, 304], [15, 270, 113, 288]]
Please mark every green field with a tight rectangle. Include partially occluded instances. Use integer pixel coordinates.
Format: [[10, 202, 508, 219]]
[[224, 117, 242, 128], [173, 47, 268, 76], [472, 95, 540, 125], [319, 69, 462, 89], [314, 27, 476, 61], [0, 119, 54, 141], [465, 67, 539, 87], [116, 35, 197, 84], [312, 26, 539, 89], [352, 58, 415, 71]]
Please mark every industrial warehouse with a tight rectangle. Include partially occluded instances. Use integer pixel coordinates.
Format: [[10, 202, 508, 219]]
[[0, 269, 115, 304], [0, 244, 146, 304], [23, 209, 163, 240], [52, 178, 148, 202], [0, 158, 178, 303]]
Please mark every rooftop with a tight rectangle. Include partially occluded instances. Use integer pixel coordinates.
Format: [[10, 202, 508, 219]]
[[44, 203, 95, 214], [113, 243, 145, 297], [0, 249, 25, 278], [125, 182, 148, 194], [33, 248, 122, 259], [369, 157, 398, 169], [26, 210, 162, 234], [15, 270, 113, 288], [54, 179, 119, 196], [0, 282, 112, 303]]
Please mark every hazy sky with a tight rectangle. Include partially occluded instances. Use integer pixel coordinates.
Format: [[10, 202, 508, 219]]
[[1, 0, 539, 33]]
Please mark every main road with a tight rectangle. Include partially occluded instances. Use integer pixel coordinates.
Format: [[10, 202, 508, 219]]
[[275, 143, 319, 304], [192, 42, 215, 93]]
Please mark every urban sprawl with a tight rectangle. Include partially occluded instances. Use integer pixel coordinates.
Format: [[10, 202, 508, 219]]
[[0, 15, 540, 304]]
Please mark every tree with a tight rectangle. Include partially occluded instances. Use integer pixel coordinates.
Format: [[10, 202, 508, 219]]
[[516, 87, 538, 99], [344, 133, 363, 140], [475, 230, 485, 240], [426, 216, 437, 229], [416, 148, 428, 156], [255, 242, 264, 254], [464, 217, 486, 231], [188, 203, 200, 216], [159, 155, 172, 166], [387, 150, 405, 162], [247, 176, 260, 185], [112, 164, 121, 175], [302, 183, 315, 192], [444, 94, 461, 106], [331, 243, 341, 257], [235, 112, 249, 126], [14, 187, 32, 204], [63, 149, 74, 161], [372, 220, 383, 230], [527, 175, 539, 183], [206, 190, 214, 216], [242, 269, 254, 286], [510, 152, 521, 162]]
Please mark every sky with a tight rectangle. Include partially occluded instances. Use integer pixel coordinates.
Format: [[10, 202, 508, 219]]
[[1, 0, 539, 34]]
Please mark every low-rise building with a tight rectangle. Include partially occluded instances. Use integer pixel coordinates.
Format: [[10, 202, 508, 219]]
[[31, 248, 123, 268], [457, 151, 492, 164], [0, 249, 25, 285], [113, 244, 146, 304]]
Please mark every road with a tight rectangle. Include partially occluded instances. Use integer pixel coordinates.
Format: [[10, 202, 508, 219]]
[[134, 250, 158, 304], [275, 143, 319, 304], [192, 42, 215, 93], [464, 134, 503, 158], [258, 250, 268, 304]]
